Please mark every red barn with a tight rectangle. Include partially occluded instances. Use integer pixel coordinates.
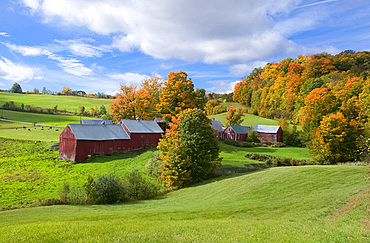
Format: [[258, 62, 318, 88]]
[[119, 119, 164, 149], [223, 125, 253, 141], [59, 119, 164, 162], [59, 124, 131, 161], [254, 125, 283, 143]]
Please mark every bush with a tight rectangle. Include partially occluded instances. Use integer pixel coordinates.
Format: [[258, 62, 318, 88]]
[[58, 183, 70, 204], [245, 153, 316, 166], [68, 187, 87, 205], [224, 139, 254, 147], [95, 174, 126, 204], [123, 169, 162, 201], [145, 155, 163, 177]]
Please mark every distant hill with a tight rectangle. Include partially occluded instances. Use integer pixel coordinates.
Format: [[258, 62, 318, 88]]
[[0, 92, 113, 113]]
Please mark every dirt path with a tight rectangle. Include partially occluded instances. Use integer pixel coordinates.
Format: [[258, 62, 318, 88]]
[[326, 188, 370, 231]]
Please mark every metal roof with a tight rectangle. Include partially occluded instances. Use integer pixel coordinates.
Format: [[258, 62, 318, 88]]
[[230, 125, 253, 134], [211, 119, 225, 132], [154, 117, 168, 123], [80, 119, 113, 125], [254, 124, 281, 134], [69, 124, 130, 140], [120, 119, 164, 134]]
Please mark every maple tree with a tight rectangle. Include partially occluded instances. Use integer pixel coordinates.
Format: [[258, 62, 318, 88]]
[[309, 112, 360, 163], [224, 106, 244, 125], [157, 71, 196, 120], [158, 109, 221, 188]]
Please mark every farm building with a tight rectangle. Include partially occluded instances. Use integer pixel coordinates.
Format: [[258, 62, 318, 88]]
[[153, 117, 167, 132], [254, 125, 283, 143], [59, 119, 164, 162], [80, 119, 113, 125], [210, 119, 226, 140], [211, 119, 283, 143], [223, 125, 253, 141]]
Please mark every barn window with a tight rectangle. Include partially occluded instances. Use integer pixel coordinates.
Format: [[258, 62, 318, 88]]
[[237, 134, 240, 140], [118, 147, 120, 150], [231, 134, 234, 139], [227, 134, 230, 139]]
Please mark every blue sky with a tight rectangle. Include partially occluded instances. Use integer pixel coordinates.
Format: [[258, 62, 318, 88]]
[[0, 0, 369, 95]]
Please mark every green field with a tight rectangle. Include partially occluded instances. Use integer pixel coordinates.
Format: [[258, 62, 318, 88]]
[[0, 120, 62, 141], [219, 142, 312, 169], [0, 92, 113, 113], [0, 110, 95, 127], [0, 138, 159, 208], [209, 111, 278, 126], [0, 165, 368, 242]]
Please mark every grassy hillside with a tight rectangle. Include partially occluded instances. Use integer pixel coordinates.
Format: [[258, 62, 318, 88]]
[[0, 110, 95, 127], [0, 138, 158, 208], [210, 112, 279, 126], [0, 120, 62, 141], [0, 92, 113, 113], [0, 165, 368, 242]]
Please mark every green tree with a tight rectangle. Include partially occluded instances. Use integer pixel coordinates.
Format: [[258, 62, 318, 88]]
[[158, 109, 222, 188], [194, 88, 207, 110], [10, 82, 22, 93]]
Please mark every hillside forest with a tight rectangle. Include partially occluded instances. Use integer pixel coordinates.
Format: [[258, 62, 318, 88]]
[[233, 51, 370, 163]]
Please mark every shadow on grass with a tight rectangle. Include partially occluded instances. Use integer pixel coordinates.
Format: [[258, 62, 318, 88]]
[[74, 148, 156, 164]]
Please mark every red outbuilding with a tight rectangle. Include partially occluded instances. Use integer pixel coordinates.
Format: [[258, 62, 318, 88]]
[[254, 125, 283, 143], [59, 119, 164, 162]]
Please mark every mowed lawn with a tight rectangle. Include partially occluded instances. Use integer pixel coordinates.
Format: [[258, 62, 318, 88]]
[[0, 92, 113, 113], [0, 165, 368, 242], [219, 142, 312, 168]]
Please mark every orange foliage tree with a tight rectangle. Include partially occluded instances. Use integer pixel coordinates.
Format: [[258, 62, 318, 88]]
[[224, 106, 244, 125], [157, 71, 196, 120], [309, 112, 360, 163]]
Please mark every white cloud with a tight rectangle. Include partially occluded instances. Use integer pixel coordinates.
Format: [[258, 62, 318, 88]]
[[21, 0, 335, 64], [108, 72, 149, 85], [208, 80, 239, 94], [0, 32, 10, 37], [229, 61, 268, 77], [5, 43, 44, 56], [4, 42, 93, 76], [55, 39, 111, 57], [0, 57, 43, 82]]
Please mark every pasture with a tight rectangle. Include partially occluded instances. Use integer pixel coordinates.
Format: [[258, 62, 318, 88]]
[[0, 110, 95, 127], [0, 92, 113, 113], [0, 165, 368, 242], [209, 111, 279, 126]]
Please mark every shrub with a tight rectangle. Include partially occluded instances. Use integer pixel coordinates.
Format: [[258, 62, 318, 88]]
[[245, 153, 316, 166], [84, 175, 98, 204], [224, 139, 254, 147], [95, 174, 125, 204], [68, 187, 87, 205], [58, 183, 70, 204], [145, 155, 163, 177], [123, 169, 162, 201]]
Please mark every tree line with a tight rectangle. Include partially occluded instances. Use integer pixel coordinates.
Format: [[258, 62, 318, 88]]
[[233, 51, 370, 163]]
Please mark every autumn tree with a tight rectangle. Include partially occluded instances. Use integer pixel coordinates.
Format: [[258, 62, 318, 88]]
[[157, 71, 196, 120], [110, 84, 138, 121], [224, 106, 244, 125], [158, 109, 222, 188], [10, 82, 22, 93], [309, 112, 361, 163], [300, 88, 339, 133], [61, 86, 72, 95], [140, 75, 164, 105]]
